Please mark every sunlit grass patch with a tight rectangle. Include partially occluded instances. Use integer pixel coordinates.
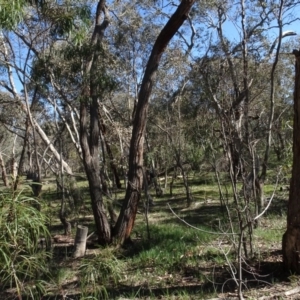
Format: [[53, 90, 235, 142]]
[[124, 222, 217, 288]]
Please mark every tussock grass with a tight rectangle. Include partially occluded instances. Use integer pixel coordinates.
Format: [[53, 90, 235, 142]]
[[0, 190, 51, 299]]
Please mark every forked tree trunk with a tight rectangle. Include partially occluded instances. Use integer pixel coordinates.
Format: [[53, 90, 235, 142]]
[[80, 0, 111, 245], [282, 49, 300, 273], [113, 0, 196, 245]]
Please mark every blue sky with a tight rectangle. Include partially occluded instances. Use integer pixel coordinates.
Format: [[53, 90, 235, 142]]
[[6, 1, 300, 94]]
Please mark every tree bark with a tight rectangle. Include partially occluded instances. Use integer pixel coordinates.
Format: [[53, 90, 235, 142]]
[[282, 49, 300, 273], [0, 151, 9, 187], [13, 118, 30, 190], [58, 136, 71, 235], [113, 0, 196, 245]]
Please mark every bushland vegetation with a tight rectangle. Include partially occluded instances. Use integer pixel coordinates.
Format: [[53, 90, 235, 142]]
[[1, 0, 300, 299], [0, 170, 294, 299]]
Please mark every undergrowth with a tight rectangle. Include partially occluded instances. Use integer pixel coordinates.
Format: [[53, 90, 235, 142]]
[[0, 174, 289, 299]]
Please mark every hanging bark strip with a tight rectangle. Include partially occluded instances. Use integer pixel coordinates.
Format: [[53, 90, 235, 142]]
[[282, 49, 300, 273], [113, 0, 196, 245]]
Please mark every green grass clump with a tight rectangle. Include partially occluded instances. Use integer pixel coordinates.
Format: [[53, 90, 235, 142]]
[[78, 248, 125, 299], [0, 190, 51, 299]]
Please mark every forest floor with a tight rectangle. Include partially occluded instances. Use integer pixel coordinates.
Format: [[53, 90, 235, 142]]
[[1, 174, 300, 299]]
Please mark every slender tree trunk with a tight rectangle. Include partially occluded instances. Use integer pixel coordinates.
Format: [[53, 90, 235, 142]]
[[146, 135, 163, 196], [177, 161, 193, 207], [164, 167, 168, 190], [170, 167, 177, 197], [59, 135, 71, 235], [105, 138, 122, 189], [11, 135, 18, 180], [80, 93, 111, 244], [14, 118, 30, 190], [259, 0, 284, 215], [98, 111, 122, 188], [0, 151, 9, 187], [282, 49, 300, 273], [113, 0, 196, 245]]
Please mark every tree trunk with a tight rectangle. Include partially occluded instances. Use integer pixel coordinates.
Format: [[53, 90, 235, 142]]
[[11, 135, 18, 179], [79, 0, 111, 245], [282, 49, 300, 273], [14, 118, 30, 190], [178, 161, 193, 207], [98, 110, 122, 189], [105, 138, 122, 189], [0, 151, 9, 187], [80, 94, 111, 245], [260, 0, 284, 215], [146, 135, 163, 197], [58, 136, 71, 235], [113, 0, 196, 245]]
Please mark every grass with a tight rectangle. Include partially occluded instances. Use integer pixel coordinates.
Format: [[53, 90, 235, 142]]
[[0, 173, 292, 299], [0, 190, 52, 299]]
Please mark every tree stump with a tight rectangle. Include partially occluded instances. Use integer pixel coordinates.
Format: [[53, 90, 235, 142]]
[[73, 225, 88, 258]]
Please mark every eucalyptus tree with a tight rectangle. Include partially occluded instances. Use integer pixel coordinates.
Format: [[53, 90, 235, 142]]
[[113, 0, 196, 244], [28, 0, 196, 244], [69, 0, 195, 245], [0, 2, 77, 190]]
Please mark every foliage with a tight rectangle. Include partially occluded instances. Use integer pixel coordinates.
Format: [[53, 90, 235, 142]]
[[0, 0, 26, 29], [78, 248, 125, 299], [0, 190, 51, 298]]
